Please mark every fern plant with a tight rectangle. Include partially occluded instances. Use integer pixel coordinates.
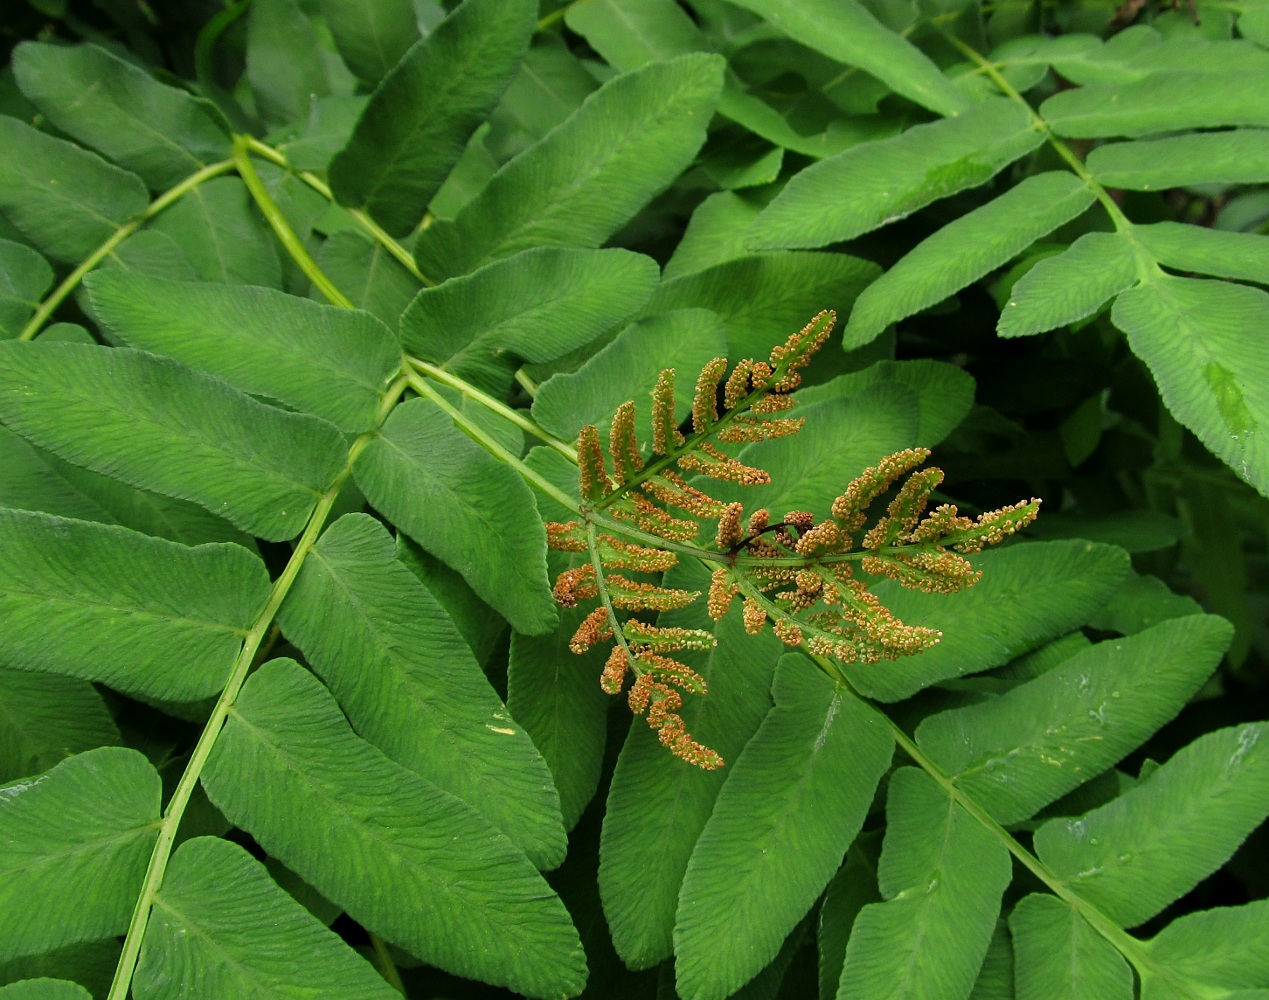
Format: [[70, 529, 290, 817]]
[[0, 1, 1267, 1000]]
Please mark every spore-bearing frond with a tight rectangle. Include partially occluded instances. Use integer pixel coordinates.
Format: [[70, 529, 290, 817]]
[[544, 311, 1039, 768]]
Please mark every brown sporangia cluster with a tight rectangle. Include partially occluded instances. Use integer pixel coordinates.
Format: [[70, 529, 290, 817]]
[[545, 311, 1040, 768]]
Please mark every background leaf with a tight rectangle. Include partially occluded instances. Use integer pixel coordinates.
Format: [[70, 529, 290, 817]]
[[329, 0, 536, 236], [0, 239, 52, 338], [999, 232, 1136, 338], [319, 0, 420, 87], [414, 53, 725, 279], [0, 670, 120, 785], [1009, 895, 1133, 1000]]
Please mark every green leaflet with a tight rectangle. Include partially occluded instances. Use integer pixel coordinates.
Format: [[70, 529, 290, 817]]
[[532, 308, 729, 442], [148, 176, 282, 288], [1009, 895, 1133, 1000], [998, 232, 1137, 338], [137, 836, 398, 1000], [674, 655, 893, 1000], [747, 99, 1043, 250], [319, 0, 420, 87], [600, 563, 783, 969], [486, 36, 599, 161], [844, 172, 1097, 348], [201, 659, 588, 998], [1086, 570, 1202, 637], [245, 0, 331, 126], [505, 449, 607, 832], [0, 747, 160, 962], [640, 251, 879, 361], [396, 535, 502, 666], [86, 272, 401, 433], [0, 117, 148, 264], [0, 239, 52, 338], [277, 513, 566, 868], [0, 944, 119, 999], [915, 615, 1234, 825], [313, 230, 422, 327], [0, 982, 91, 999], [329, 0, 535, 236], [795, 359, 976, 447], [663, 190, 771, 280], [565, 0, 706, 71], [1133, 223, 1269, 287], [1087, 130, 1269, 190], [414, 54, 725, 280], [723, 0, 967, 117], [849, 542, 1131, 702], [1041, 71, 1269, 138], [0, 426, 250, 547], [0, 509, 268, 701], [1035, 722, 1269, 928], [968, 923, 1013, 1000], [817, 851, 879, 1000], [708, 383, 920, 520], [12, 42, 230, 191], [836, 768, 1012, 1000], [0, 341, 346, 541], [353, 396, 557, 634], [1139, 899, 1269, 998], [1111, 275, 1269, 497], [0, 670, 119, 784], [400, 247, 660, 394]]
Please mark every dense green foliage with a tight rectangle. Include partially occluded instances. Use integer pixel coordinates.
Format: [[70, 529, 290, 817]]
[[1, 1, 1267, 998]]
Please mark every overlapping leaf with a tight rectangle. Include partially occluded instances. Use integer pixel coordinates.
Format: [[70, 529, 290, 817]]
[[1035, 722, 1269, 927], [674, 655, 893, 1000], [844, 172, 1097, 347], [835, 768, 1011, 1000], [0, 240, 52, 338], [998, 232, 1138, 338], [149, 177, 282, 288], [748, 99, 1043, 250], [137, 837, 398, 1000], [86, 272, 401, 432], [12, 42, 230, 190], [330, 0, 536, 235], [0, 117, 148, 263], [1010, 895, 1132, 1000], [201, 659, 587, 998], [399, 247, 659, 393], [0, 671, 119, 785], [353, 396, 556, 633], [414, 54, 725, 279], [278, 513, 565, 867]]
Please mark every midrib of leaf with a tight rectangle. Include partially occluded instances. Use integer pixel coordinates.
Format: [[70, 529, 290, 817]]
[[104, 376, 408, 1000], [0, 586, 249, 637], [1, 821, 160, 879]]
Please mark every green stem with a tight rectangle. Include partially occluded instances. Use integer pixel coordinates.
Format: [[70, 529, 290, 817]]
[[585, 521, 646, 680], [404, 370, 581, 513], [232, 136, 354, 308], [18, 158, 236, 341], [936, 30, 1162, 281], [406, 356, 577, 461], [240, 136, 433, 286], [370, 932, 407, 995], [106, 378, 409, 1000]]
